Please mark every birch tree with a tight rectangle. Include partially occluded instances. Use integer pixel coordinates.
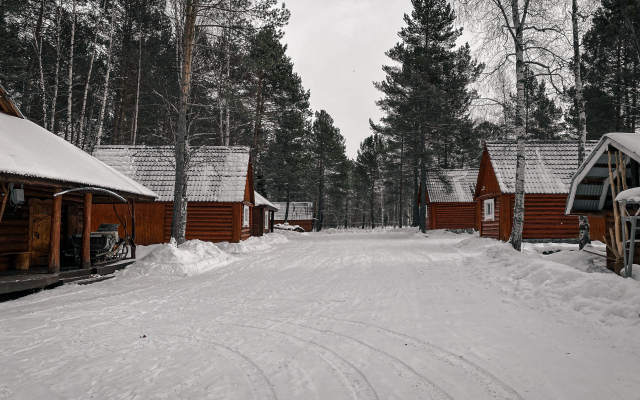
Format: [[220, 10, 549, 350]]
[[65, 0, 76, 142]]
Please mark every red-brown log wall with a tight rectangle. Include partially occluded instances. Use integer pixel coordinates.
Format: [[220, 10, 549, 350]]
[[166, 202, 240, 243], [0, 206, 29, 270], [429, 203, 475, 230], [92, 203, 165, 245], [251, 207, 264, 237]]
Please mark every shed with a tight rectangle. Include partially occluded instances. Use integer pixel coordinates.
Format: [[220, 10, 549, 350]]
[[273, 202, 314, 232], [93, 146, 255, 244], [252, 192, 278, 236], [475, 140, 599, 241], [421, 169, 478, 230], [565, 133, 640, 272], [0, 86, 156, 275]]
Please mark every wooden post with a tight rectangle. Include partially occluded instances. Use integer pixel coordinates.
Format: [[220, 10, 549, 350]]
[[0, 183, 8, 224], [49, 189, 62, 274], [131, 200, 136, 259], [82, 192, 92, 269]]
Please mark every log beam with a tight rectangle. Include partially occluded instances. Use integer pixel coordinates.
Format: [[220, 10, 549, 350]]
[[82, 193, 92, 269], [49, 189, 62, 274]]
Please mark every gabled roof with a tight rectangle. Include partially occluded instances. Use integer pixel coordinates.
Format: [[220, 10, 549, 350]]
[[483, 140, 597, 194], [566, 133, 640, 214], [426, 169, 478, 203], [0, 112, 156, 199], [273, 202, 313, 220], [255, 192, 278, 211], [93, 146, 252, 203]]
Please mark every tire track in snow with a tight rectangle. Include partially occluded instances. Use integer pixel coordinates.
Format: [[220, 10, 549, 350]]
[[248, 317, 453, 400], [213, 343, 278, 400], [319, 315, 523, 400], [224, 323, 379, 400]]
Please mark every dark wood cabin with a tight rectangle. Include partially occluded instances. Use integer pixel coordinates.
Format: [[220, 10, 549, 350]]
[[252, 192, 278, 237], [272, 202, 314, 232], [0, 86, 156, 275], [420, 169, 478, 230], [92, 146, 255, 244], [475, 140, 601, 241], [566, 133, 640, 273]]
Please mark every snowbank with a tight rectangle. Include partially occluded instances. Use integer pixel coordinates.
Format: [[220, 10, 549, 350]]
[[122, 239, 234, 277], [215, 233, 288, 254], [455, 236, 640, 327]]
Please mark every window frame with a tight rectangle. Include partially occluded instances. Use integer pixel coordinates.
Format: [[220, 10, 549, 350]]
[[484, 198, 495, 221]]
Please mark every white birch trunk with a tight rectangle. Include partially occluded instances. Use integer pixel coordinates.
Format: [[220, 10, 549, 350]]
[[132, 30, 143, 145], [37, 0, 47, 130], [509, 0, 529, 252], [573, 0, 590, 249], [96, 10, 116, 147], [65, 0, 76, 142], [78, 26, 100, 148]]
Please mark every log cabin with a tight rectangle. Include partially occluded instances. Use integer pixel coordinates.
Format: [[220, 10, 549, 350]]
[[272, 202, 314, 232], [565, 133, 640, 273], [475, 140, 600, 241], [0, 85, 157, 275], [252, 192, 278, 237], [92, 146, 255, 244], [421, 169, 478, 230]]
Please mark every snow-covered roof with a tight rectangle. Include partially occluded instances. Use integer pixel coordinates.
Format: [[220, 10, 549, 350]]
[[254, 192, 278, 211], [426, 169, 478, 203], [486, 140, 598, 194], [93, 145, 251, 202], [273, 202, 313, 220], [566, 133, 640, 214], [0, 112, 156, 199]]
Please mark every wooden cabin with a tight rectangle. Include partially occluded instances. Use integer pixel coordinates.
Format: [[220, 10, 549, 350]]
[[92, 146, 255, 244], [566, 133, 640, 272], [252, 192, 278, 237], [421, 169, 478, 230], [272, 202, 314, 232], [475, 140, 600, 241], [0, 86, 156, 275]]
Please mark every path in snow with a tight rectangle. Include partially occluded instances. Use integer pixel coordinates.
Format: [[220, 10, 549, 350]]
[[0, 230, 638, 399]]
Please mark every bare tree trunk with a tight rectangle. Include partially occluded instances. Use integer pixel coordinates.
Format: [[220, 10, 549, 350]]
[[132, 26, 144, 145], [96, 11, 116, 147], [171, 0, 200, 244], [66, 0, 77, 142], [573, 0, 590, 250], [419, 130, 427, 233], [51, 1, 62, 134], [509, 0, 530, 252], [22, 0, 46, 116], [37, 0, 47, 129], [78, 20, 101, 147], [224, 11, 231, 146]]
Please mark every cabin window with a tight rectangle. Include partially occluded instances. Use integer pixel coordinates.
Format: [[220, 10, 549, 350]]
[[484, 199, 495, 221], [265, 211, 269, 227], [243, 205, 250, 227]]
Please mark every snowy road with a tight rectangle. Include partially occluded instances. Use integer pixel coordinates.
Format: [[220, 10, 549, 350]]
[[1, 230, 639, 399]]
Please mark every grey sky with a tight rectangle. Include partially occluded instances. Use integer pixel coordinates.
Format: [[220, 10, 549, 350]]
[[282, 1, 413, 159]]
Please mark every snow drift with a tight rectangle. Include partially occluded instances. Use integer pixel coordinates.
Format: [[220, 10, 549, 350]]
[[122, 239, 233, 277], [215, 233, 288, 254], [454, 236, 640, 327]]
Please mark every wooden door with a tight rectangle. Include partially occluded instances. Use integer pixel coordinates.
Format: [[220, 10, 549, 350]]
[[29, 201, 52, 265]]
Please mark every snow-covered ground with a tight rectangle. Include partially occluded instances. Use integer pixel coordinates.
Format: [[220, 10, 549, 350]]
[[0, 229, 639, 399]]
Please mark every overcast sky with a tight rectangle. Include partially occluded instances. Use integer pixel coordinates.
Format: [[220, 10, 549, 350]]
[[282, 0, 414, 159]]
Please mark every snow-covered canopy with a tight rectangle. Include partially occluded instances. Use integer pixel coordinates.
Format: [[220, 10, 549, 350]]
[[485, 141, 597, 195], [0, 112, 157, 199], [566, 133, 640, 215], [93, 146, 252, 203], [254, 192, 278, 211], [615, 187, 640, 203], [273, 202, 313, 220], [425, 169, 477, 203]]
